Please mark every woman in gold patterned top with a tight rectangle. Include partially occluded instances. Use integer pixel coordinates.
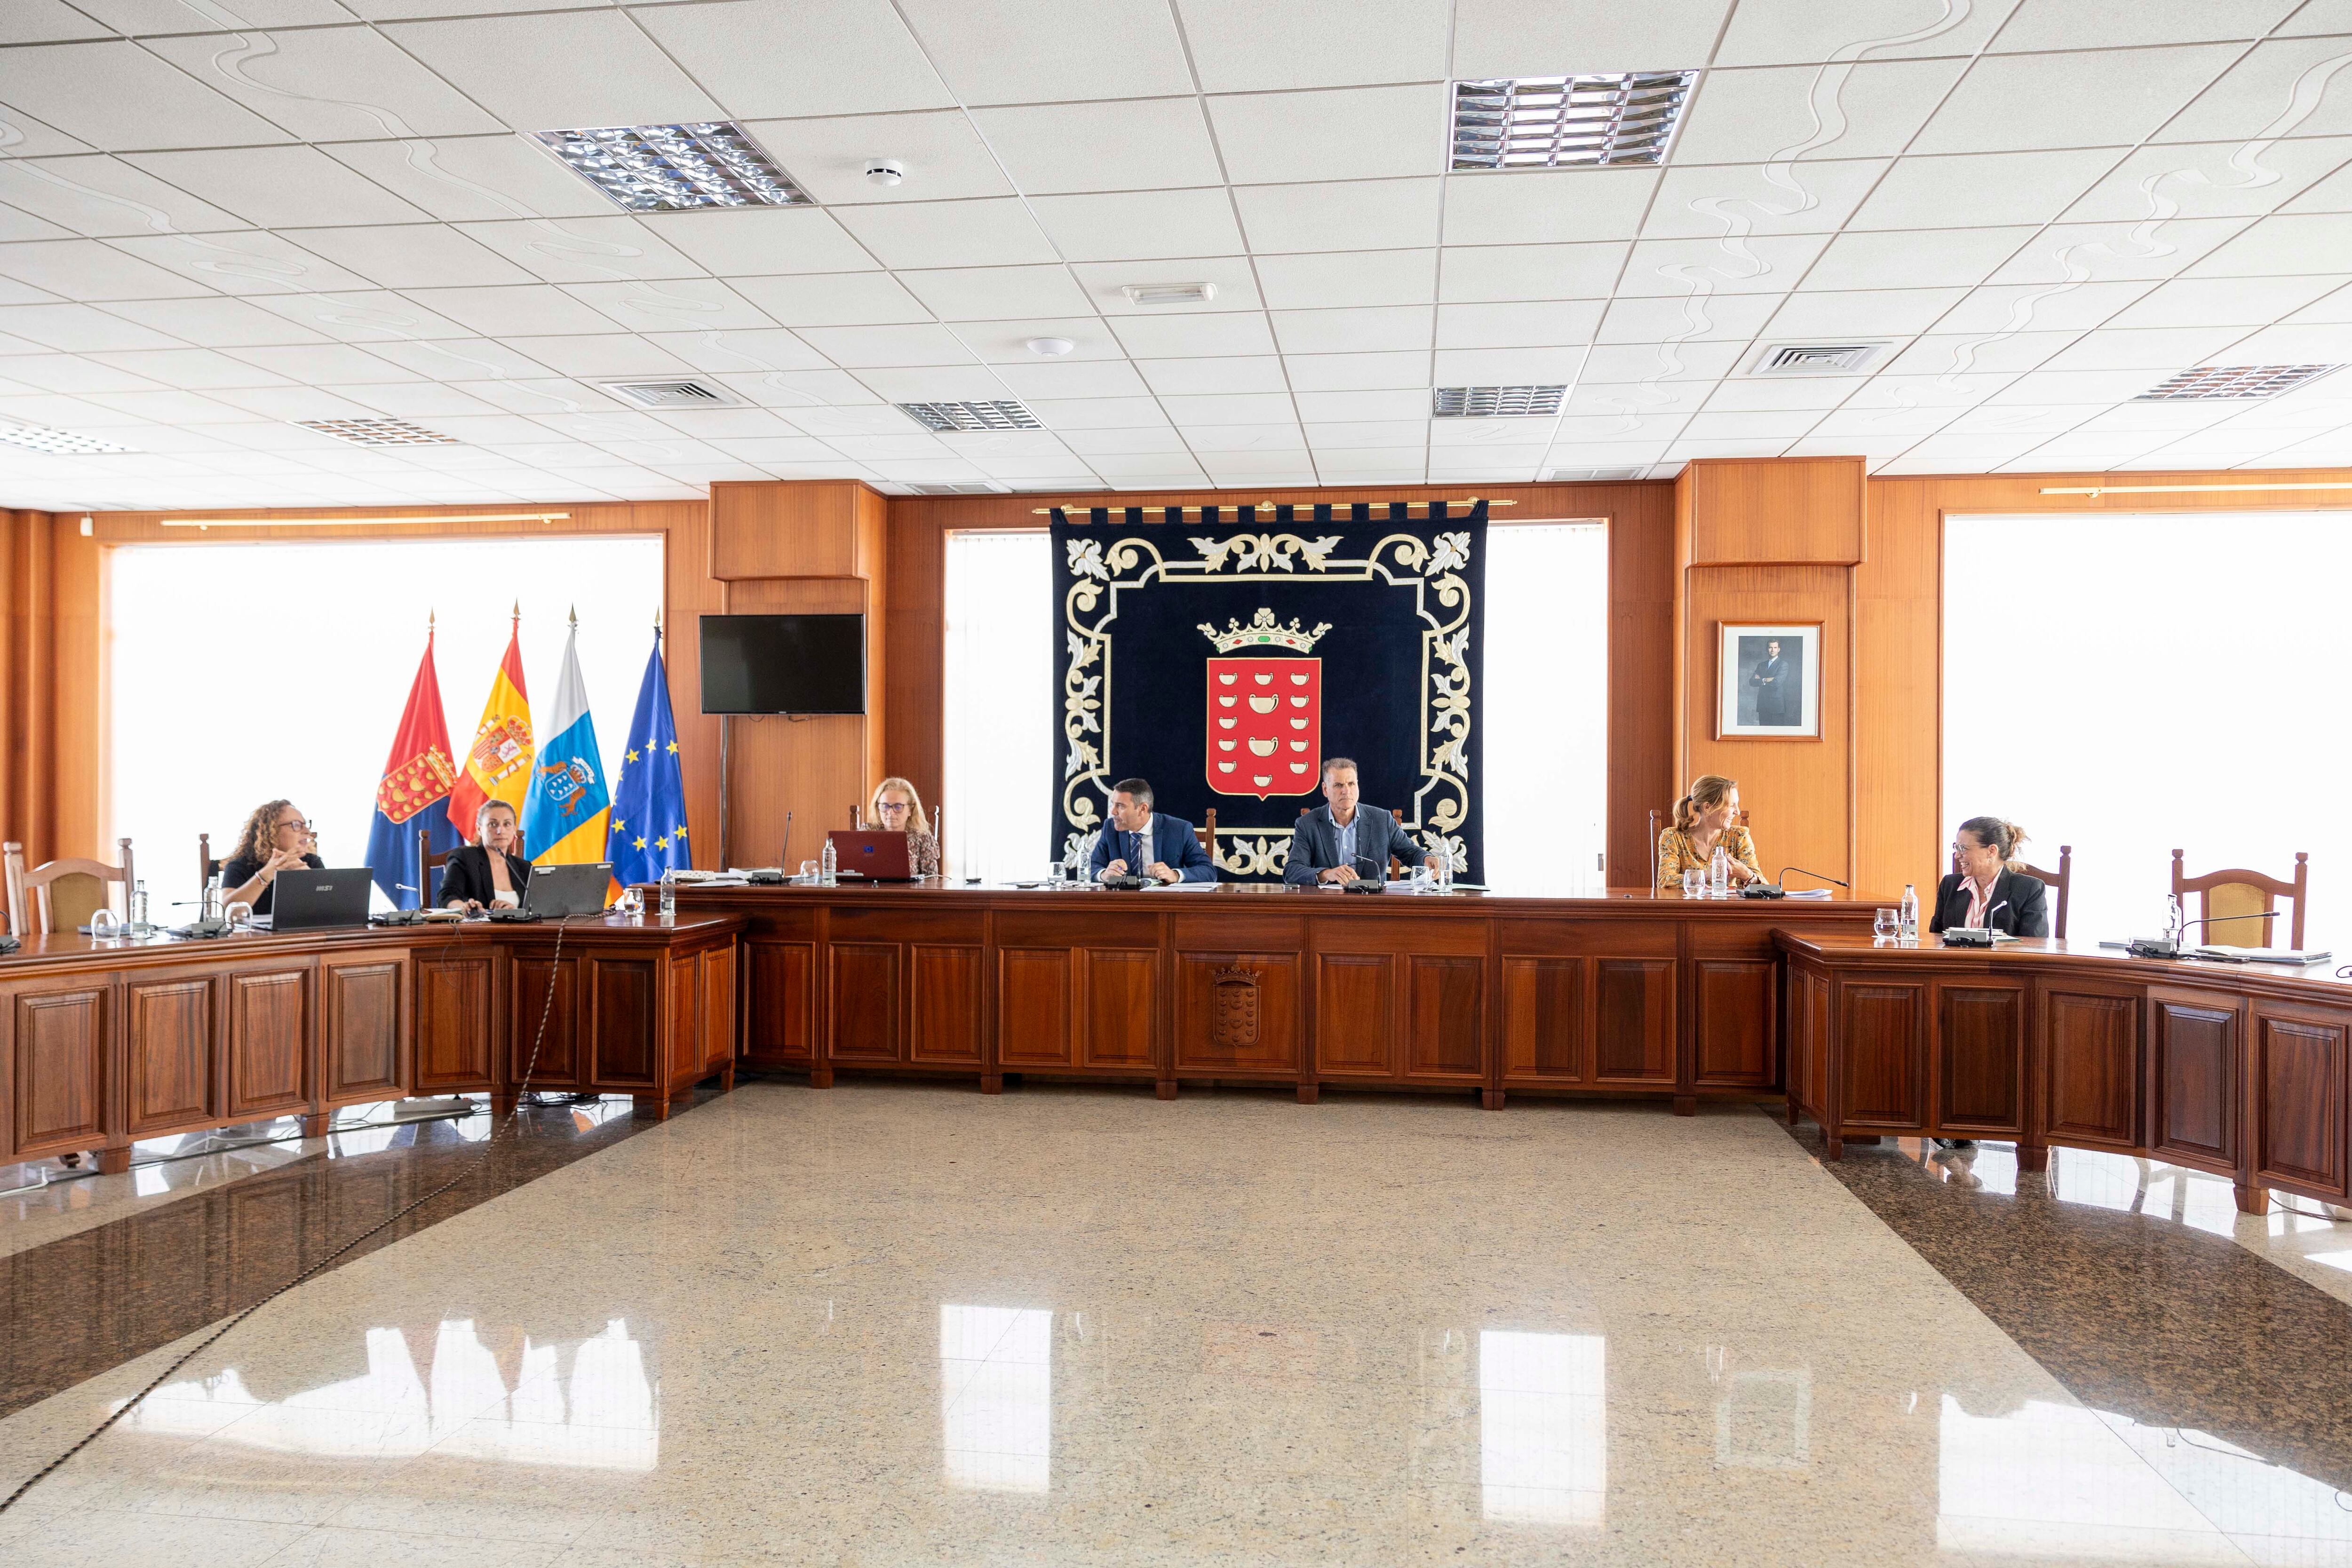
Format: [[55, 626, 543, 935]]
[[869, 776, 941, 877], [1656, 774, 1762, 891]]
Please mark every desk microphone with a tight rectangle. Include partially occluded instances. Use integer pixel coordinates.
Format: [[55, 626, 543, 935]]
[[1942, 899, 2009, 947], [748, 812, 793, 883], [1342, 853, 1386, 893], [1740, 866, 1851, 899], [2129, 909, 2279, 960], [168, 898, 233, 937]]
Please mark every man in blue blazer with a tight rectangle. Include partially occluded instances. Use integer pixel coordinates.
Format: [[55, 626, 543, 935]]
[[1284, 758, 1444, 886], [1089, 777, 1217, 883]]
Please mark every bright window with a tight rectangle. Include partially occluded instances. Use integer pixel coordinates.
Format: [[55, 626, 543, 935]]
[[939, 524, 1609, 886], [1944, 511, 2345, 950], [108, 535, 665, 909]]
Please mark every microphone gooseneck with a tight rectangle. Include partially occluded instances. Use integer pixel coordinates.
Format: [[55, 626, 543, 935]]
[[1777, 866, 1849, 888]]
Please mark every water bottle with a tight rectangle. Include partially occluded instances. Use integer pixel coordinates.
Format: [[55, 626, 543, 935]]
[[203, 870, 223, 923], [1900, 883, 1920, 942], [1710, 844, 1729, 895], [659, 867, 676, 923], [820, 838, 838, 886], [128, 879, 150, 937]]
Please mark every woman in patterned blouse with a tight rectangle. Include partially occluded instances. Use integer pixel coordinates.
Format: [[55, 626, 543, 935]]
[[1656, 773, 1763, 891], [869, 776, 941, 877]]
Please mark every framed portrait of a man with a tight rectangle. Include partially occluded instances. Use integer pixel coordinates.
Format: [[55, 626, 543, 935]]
[[1717, 622, 1820, 739]]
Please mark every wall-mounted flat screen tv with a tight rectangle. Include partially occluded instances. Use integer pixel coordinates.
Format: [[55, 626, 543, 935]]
[[699, 613, 866, 715]]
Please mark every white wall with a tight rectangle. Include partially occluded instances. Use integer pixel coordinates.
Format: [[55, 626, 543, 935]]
[[110, 534, 665, 910]]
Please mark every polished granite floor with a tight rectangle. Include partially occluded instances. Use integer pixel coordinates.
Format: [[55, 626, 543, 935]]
[[1, 1082, 2348, 1566]]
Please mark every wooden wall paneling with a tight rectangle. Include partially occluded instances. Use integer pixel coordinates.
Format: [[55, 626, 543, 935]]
[[884, 506, 946, 820], [857, 486, 888, 797], [123, 972, 214, 1137], [1838, 982, 1926, 1129], [224, 968, 308, 1120], [8, 983, 107, 1157], [1853, 479, 1941, 899], [720, 576, 871, 868], [2038, 985, 2142, 1150], [709, 481, 875, 579], [1, 512, 60, 871], [322, 952, 405, 1104], [1603, 485, 1678, 887], [1934, 982, 2026, 1134], [1682, 457, 1866, 565], [2249, 1002, 2347, 1201], [413, 953, 494, 1093], [2148, 988, 2238, 1172], [909, 943, 984, 1064]]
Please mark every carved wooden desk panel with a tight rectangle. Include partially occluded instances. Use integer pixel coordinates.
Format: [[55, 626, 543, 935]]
[[1778, 932, 2352, 1214], [0, 914, 742, 1173], [681, 884, 1878, 1109]]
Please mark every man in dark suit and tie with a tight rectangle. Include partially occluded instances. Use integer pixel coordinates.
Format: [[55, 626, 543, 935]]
[[1283, 758, 1444, 885], [1088, 777, 1216, 883], [1749, 638, 1800, 727]]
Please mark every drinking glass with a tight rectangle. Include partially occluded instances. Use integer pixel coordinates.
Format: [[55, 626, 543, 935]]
[[799, 860, 821, 884], [87, 907, 120, 939], [225, 900, 254, 933], [1874, 909, 1899, 942], [1047, 862, 1066, 888], [612, 887, 643, 918], [1682, 868, 1704, 898]]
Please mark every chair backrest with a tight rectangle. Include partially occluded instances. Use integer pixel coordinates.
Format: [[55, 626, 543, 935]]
[[198, 831, 222, 893], [2173, 847, 2306, 950], [6, 838, 135, 936], [1194, 806, 1216, 852], [2014, 844, 2072, 941], [417, 827, 458, 905]]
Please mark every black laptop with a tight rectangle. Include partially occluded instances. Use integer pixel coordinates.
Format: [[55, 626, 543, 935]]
[[524, 861, 612, 916], [266, 866, 373, 930]]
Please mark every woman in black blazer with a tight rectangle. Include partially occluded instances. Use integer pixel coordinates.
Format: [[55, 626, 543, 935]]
[[1930, 816, 2050, 939], [441, 800, 534, 910]]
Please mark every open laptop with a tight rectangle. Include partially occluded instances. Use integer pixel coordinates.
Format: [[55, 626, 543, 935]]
[[524, 861, 613, 916], [827, 829, 914, 881], [263, 866, 373, 931]]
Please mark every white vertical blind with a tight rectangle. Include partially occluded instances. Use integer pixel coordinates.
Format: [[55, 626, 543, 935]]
[[1944, 510, 2347, 949], [940, 524, 1609, 888], [108, 535, 665, 910]]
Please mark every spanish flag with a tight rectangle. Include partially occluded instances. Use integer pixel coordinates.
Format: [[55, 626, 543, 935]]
[[448, 606, 534, 846]]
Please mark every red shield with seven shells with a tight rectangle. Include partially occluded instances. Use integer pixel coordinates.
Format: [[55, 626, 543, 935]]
[[1206, 657, 1320, 799]]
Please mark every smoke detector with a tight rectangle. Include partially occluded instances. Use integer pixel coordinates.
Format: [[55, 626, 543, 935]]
[[866, 159, 905, 187]]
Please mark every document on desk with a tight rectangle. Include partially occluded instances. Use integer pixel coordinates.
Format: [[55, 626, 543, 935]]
[[1144, 880, 1220, 891], [2195, 946, 2332, 964]]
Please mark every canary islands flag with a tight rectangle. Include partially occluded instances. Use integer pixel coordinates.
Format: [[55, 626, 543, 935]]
[[524, 616, 610, 868], [606, 629, 691, 891], [366, 626, 460, 908], [449, 609, 533, 846]]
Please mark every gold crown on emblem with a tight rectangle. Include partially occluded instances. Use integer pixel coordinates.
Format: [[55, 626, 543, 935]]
[[1198, 607, 1331, 654]]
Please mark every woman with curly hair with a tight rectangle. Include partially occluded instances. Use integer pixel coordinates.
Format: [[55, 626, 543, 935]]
[[219, 798, 324, 915]]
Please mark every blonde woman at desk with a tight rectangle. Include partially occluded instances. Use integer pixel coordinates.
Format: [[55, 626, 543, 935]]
[[1656, 774, 1762, 891], [868, 776, 940, 877]]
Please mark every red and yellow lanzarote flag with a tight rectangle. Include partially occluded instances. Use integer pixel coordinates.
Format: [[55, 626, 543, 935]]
[[448, 605, 535, 845], [366, 620, 461, 908]]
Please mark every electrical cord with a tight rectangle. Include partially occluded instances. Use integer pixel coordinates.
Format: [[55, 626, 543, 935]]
[[0, 912, 573, 1515]]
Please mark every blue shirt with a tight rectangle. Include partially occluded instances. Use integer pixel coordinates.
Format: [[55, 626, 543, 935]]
[[1335, 814, 1358, 871]]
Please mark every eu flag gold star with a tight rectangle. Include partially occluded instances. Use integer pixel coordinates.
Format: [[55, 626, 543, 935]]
[[626, 748, 640, 764], [665, 740, 678, 754], [674, 824, 688, 838], [655, 835, 669, 850], [633, 836, 647, 850]]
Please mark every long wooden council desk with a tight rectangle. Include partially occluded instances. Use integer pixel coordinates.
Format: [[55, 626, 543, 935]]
[[677, 882, 1879, 1108], [1779, 931, 2352, 1213], [0, 914, 743, 1174]]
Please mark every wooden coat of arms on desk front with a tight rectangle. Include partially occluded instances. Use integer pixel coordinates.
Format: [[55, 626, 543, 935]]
[[1211, 965, 1260, 1050]]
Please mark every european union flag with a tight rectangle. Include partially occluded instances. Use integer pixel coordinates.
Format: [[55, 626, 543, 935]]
[[606, 630, 691, 891]]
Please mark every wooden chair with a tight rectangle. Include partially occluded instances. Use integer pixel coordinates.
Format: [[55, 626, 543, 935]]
[[5, 838, 135, 936], [417, 827, 457, 907], [2174, 848, 2306, 949], [198, 831, 222, 893], [2017, 844, 2072, 941], [1194, 806, 1216, 855]]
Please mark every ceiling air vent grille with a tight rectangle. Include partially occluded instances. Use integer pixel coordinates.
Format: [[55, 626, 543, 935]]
[[0, 419, 130, 454], [1433, 385, 1566, 417], [1545, 465, 1645, 482], [903, 482, 1010, 495], [298, 418, 458, 446], [599, 379, 747, 409], [1747, 342, 1890, 376], [899, 400, 1042, 432], [2137, 364, 2343, 400]]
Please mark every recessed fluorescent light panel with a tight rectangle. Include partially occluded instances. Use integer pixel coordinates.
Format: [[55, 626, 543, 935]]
[[533, 122, 812, 212], [1434, 385, 1566, 417], [1121, 282, 1217, 306], [598, 379, 747, 409], [2137, 364, 2343, 400], [1746, 342, 1891, 376], [899, 400, 1042, 432], [299, 418, 459, 447], [1451, 72, 1697, 169], [0, 420, 129, 454], [1545, 465, 1646, 482], [902, 482, 1010, 495]]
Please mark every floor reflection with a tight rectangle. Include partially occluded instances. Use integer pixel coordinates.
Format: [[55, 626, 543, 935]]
[[120, 1319, 658, 1470], [1477, 1330, 1605, 1525], [939, 1304, 1052, 1493]]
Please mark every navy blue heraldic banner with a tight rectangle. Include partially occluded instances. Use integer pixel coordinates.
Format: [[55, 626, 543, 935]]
[[1049, 501, 1486, 883]]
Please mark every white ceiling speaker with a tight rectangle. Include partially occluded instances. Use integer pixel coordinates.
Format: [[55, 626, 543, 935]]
[[1025, 337, 1076, 357], [865, 159, 905, 187]]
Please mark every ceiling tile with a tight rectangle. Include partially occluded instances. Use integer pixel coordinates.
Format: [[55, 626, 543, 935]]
[[0, 239, 210, 301], [1846, 149, 2120, 232], [1254, 250, 1436, 310], [1108, 312, 1277, 358], [1438, 301, 1603, 348], [107, 230, 379, 296], [796, 323, 979, 368], [1911, 46, 2240, 155], [1642, 159, 1888, 239], [891, 0, 1194, 105], [1579, 341, 1743, 382], [498, 334, 696, 378], [638, 330, 833, 374], [2065, 139, 2352, 223], [1673, 60, 1970, 164], [1303, 419, 1428, 447], [658, 208, 881, 279], [727, 271, 932, 327], [0, 40, 293, 150], [1992, 216, 2248, 284], [397, 284, 619, 337], [1294, 387, 1433, 420], [1801, 227, 2036, 291], [0, 355, 161, 393], [0, 154, 247, 238], [1443, 167, 1658, 246], [1877, 330, 2079, 376], [988, 359, 1151, 399], [322, 136, 615, 223], [278, 225, 535, 290], [2183, 212, 2352, 278], [221, 344, 423, 385], [141, 24, 504, 140], [565, 279, 780, 334], [1175, 0, 1448, 91], [1070, 258, 1264, 313], [898, 265, 1093, 320], [1208, 85, 1448, 184], [97, 296, 333, 349], [2155, 38, 2352, 143], [1233, 178, 1441, 253], [1058, 425, 1193, 454], [1992, 0, 2299, 52], [252, 295, 483, 348], [1020, 397, 1168, 429], [1451, 0, 1730, 77], [1433, 346, 1589, 383], [1600, 293, 1781, 342], [1713, 0, 2023, 66], [740, 112, 1012, 208], [380, 11, 723, 132], [1699, 378, 1856, 411], [1437, 243, 1627, 303], [1283, 350, 1430, 390], [2110, 274, 2344, 328], [454, 217, 708, 284], [1929, 280, 2155, 334], [83, 348, 293, 389], [1614, 234, 1831, 295], [1026, 189, 1248, 263], [1136, 356, 1287, 395], [963, 317, 1128, 363], [971, 99, 1224, 194], [0, 2, 119, 42], [2217, 321, 2352, 361], [0, 302, 190, 352], [1271, 305, 1431, 355], [633, 0, 954, 119], [834, 199, 1058, 270]]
